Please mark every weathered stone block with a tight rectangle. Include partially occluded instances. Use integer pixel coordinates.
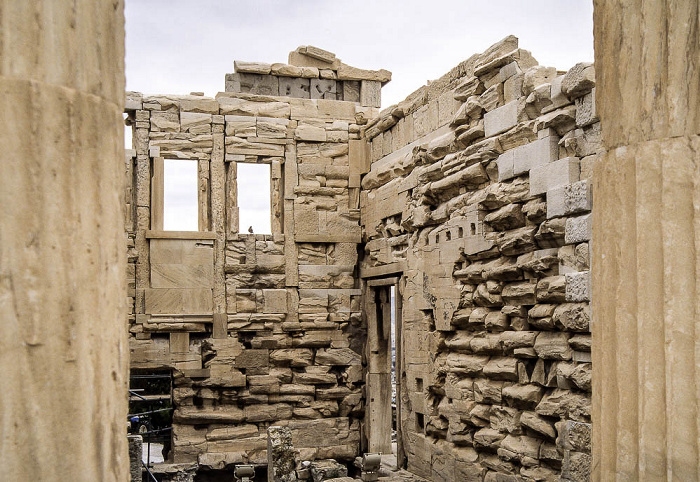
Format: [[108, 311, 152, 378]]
[[575, 88, 598, 127], [534, 332, 572, 360], [565, 214, 592, 244], [565, 271, 591, 303], [268, 426, 297, 482], [512, 135, 559, 176], [311, 79, 337, 100], [547, 179, 592, 219], [561, 62, 595, 99], [234, 60, 272, 74], [279, 77, 311, 98], [484, 100, 519, 137], [529, 157, 580, 196]]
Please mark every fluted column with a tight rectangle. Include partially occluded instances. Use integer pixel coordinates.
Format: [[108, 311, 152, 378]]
[[592, 1, 700, 480], [0, 2, 128, 481]]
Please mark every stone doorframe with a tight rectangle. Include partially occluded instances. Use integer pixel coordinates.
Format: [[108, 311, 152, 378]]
[[363, 275, 405, 466]]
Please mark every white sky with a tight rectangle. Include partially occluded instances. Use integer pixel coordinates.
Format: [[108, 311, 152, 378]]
[[125, 0, 594, 231]]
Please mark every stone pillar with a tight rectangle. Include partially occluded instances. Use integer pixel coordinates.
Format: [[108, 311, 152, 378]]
[[268, 426, 298, 482], [129, 435, 144, 482], [0, 2, 127, 481], [592, 1, 700, 480]]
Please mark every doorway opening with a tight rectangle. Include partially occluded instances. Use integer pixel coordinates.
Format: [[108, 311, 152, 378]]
[[365, 277, 405, 466]]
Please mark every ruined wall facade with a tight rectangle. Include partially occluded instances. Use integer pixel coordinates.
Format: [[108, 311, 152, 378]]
[[126, 38, 599, 480], [359, 36, 598, 481], [125, 47, 386, 469]]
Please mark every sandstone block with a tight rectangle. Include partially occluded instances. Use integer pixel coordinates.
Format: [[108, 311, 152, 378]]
[[483, 357, 519, 381], [522, 66, 557, 96], [316, 348, 361, 366], [502, 384, 544, 408], [484, 100, 519, 137], [534, 332, 572, 360], [553, 303, 590, 333], [547, 75, 571, 112], [454, 76, 485, 101], [446, 353, 489, 376], [520, 412, 556, 439], [484, 204, 526, 231], [529, 157, 580, 196]]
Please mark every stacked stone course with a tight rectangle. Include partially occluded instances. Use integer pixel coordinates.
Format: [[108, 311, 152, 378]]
[[359, 36, 597, 481]]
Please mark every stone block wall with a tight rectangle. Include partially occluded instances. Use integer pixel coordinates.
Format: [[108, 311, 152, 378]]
[[125, 38, 598, 480], [359, 36, 598, 481], [124, 47, 382, 470]]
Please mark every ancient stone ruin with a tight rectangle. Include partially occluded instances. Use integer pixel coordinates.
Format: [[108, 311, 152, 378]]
[[123, 37, 597, 481]]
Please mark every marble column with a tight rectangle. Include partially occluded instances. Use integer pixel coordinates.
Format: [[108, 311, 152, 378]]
[[592, 1, 700, 480], [0, 2, 128, 480]]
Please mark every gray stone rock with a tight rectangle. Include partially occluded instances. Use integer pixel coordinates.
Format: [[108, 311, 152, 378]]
[[309, 459, 348, 482], [267, 426, 297, 482]]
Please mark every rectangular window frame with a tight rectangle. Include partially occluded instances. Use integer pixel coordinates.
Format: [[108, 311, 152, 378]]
[[226, 157, 283, 236], [151, 156, 211, 234]]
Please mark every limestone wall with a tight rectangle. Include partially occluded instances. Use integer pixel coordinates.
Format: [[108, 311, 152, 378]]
[[359, 36, 598, 481], [125, 47, 382, 469]]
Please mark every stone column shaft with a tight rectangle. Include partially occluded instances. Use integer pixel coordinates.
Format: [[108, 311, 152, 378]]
[[0, 1, 128, 480], [592, 1, 700, 480]]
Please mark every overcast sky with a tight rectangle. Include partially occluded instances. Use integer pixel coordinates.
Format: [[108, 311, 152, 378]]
[[125, 0, 594, 109], [126, 1, 594, 233]]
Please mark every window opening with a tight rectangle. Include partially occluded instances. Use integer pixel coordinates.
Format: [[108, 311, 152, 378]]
[[470, 223, 476, 235], [163, 159, 198, 231], [416, 413, 425, 433], [237, 163, 271, 234], [446, 231, 452, 241], [458, 227, 464, 238], [129, 369, 173, 467]]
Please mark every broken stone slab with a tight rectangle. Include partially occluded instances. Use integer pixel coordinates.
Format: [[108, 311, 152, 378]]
[[336, 63, 392, 83], [268, 426, 298, 482], [234, 60, 272, 75], [309, 459, 348, 482], [298, 45, 337, 64], [272, 63, 320, 78], [561, 62, 595, 99]]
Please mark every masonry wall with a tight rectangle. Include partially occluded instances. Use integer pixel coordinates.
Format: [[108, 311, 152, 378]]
[[125, 47, 386, 470], [358, 36, 598, 481]]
